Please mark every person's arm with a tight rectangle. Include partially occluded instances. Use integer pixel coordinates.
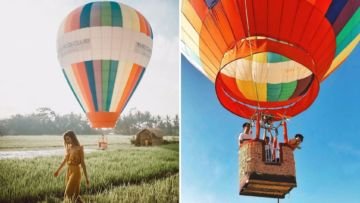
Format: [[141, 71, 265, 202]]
[[80, 146, 90, 187], [54, 151, 68, 177]]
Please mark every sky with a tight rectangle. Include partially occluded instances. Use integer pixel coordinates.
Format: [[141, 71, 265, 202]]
[[181, 44, 360, 203], [0, 0, 178, 118]]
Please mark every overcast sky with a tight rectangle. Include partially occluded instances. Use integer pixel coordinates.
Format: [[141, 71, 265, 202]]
[[0, 0, 179, 118]]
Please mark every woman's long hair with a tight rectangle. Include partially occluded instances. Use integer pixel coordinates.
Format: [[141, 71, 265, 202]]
[[63, 130, 80, 149]]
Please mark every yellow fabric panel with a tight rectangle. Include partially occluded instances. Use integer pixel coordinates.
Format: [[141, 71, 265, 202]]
[[236, 80, 267, 102], [323, 35, 360, 80], [182, 0, 202, 33], [109, 61, 133, 111], [181, 13, 200, 57], [244, 52, 268, 63], [121, 4, 139, 32]]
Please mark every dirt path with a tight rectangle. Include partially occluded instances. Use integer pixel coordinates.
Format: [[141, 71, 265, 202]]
[[0, 148, 95, 159]]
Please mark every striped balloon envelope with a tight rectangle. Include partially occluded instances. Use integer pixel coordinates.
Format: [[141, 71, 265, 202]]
[[57, 1, 153, 128], [181, 0, 359, 120]]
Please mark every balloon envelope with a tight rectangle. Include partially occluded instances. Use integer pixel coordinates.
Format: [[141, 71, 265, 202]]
[[181, 0, 358, 120], [57, 1, 153, 128]]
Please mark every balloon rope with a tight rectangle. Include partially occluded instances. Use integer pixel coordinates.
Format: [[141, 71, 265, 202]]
[[244, 0, 261, 111]]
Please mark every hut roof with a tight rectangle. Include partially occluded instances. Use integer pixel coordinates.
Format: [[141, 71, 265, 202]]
[[137, 128, 164, 138]]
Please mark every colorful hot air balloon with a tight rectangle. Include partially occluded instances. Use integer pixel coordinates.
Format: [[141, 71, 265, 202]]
[[57, 1, 153, 128], [181, 0, 359, 121]]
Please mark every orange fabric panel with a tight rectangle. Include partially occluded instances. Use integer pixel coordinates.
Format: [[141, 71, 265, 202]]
[[221, 0, 246, 41], [253, 0, 268, 36], [279, 0, 299, 42], [199, 25, 225, 57], [65, 8, 79, 32], [291, 1, 314, 45], [267, 0, 283, 39], [72, 63, 95, 112], [87, 112, 119, 128], [189, 0, 208, 21], [200, 37, 223, 64], [115, 64, 142, 113], [137, 11, 148, 35], [199, 39, 222, 71], [212, 3, 235, 47], [203, 14, 228, 52], [69, 7, 81, 32]]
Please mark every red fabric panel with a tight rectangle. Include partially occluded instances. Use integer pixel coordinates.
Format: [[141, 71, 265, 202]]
[[215, 73, 320, 120], [253, 0, 268, 36], [307, 0, 331, 15], [267, 0, 283, 39], [291, 1, 314, 45], [221, 0, 246, 41], [279, 0, 299, 42], [189, 0, 208, 21], [300, 10, 323, 47], [218, 73, 245, 100], [236, 0, 256, 37]]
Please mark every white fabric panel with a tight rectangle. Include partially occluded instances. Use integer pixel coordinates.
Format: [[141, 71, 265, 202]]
[[109, 61, 133, 111], [101, 26, 112, 59], [221, 59, 312, 83], [63, 66, 88, 111], [57, 27, 153, 67]]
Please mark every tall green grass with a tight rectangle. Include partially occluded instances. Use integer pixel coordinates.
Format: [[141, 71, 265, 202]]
[[42, 174, 179, 203], [0, 144, 178, 202]]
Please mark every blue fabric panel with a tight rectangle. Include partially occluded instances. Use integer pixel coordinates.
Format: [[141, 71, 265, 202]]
[[80, 2, 93, 28], [205, 0, 219, 8], [326, 0, 348, 23], [85, 61, 98, 111]]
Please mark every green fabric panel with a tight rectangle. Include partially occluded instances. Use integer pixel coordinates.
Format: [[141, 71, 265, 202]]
[[110, 1, 122, 27], [102, 60, 111, 111], [278, 81, 297, 101], [266, 52, 289, 63], [105, 61, 118, 111], [101, 1, 112, 26], [336, 9, 360, 53], [267, 83, 282, 101]]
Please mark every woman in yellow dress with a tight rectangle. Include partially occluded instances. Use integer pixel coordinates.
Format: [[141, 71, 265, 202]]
[[54, 131, 90, 202]]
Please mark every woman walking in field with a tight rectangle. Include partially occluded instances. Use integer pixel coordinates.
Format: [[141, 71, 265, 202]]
[[54, 131, 90, 202]]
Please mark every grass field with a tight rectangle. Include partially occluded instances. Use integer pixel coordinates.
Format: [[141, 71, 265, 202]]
[[0, 136, 179, 203]]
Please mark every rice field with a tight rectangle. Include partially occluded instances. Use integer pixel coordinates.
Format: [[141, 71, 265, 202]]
[[0, 136, 179, 203]]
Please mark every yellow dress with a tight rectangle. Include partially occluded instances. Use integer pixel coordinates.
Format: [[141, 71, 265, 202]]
[[64, 146, 84, 202]]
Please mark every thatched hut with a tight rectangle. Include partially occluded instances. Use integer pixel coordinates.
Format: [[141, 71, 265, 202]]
[[132, 128, 164, 146]]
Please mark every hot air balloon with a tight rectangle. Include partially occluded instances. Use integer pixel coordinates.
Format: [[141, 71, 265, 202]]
[[181, 0, 358, 199], [57, 1, 153, 129]]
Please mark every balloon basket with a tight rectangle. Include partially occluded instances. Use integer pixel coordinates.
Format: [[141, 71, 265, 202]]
[[239, 140, 296, 198]]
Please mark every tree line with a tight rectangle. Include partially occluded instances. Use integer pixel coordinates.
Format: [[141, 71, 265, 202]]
[[0, 107, 179, 136]]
